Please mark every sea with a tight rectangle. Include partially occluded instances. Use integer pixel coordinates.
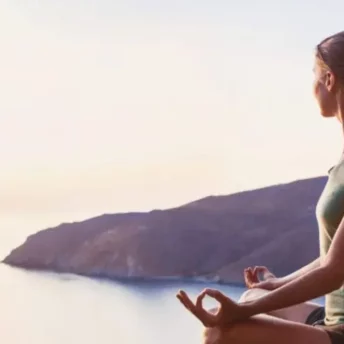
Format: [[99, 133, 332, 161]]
[[0, 215, 246, 344]]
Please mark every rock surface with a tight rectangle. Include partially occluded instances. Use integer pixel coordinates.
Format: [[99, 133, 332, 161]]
[[3, 177, 326, 284]]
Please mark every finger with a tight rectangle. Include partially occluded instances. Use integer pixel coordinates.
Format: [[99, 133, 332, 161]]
[[214, 306, 224, 324], [196, 290, 207, 309], [204, 289, 229, 303], [244, 268, 253, 281], [246, 268, 258, 286], [244, 269, 250, 285], [246, 276, 254, 288], [249, 268, 258, 282], [176, 293, 196, 313], [177, 291, 214, 327], [250, 267, 258, 283], [246, 267, 252, 275], [177, 297, 208, 326], [195, 290, 222, 326], [256, 266, 274, 280], [177, 293, 210, 326], [176, 294, 193, 312], [177, 291, 194, 309], [255, 266, 268, 274], [177, 290, 196, 312]]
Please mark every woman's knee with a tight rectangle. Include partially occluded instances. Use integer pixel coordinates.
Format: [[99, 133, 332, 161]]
[[203, 325, 244, 344], [203, 327, 222, 344]]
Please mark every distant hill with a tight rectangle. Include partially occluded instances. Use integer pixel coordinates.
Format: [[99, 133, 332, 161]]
[[3, 176, 327, 284]]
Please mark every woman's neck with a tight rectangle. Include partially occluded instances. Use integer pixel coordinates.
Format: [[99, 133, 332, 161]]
[[336, 89, 344, 124]]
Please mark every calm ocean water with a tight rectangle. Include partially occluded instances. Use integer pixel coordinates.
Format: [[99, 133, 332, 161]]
[[0, 264, 245, 344], [0, 215, 324, 344], [0, 215, 245, 344]]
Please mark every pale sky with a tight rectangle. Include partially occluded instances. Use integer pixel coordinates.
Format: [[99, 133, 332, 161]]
[[1, 0, 344, 221]]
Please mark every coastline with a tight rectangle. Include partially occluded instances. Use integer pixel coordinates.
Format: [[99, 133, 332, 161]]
[[1, 261, 246, 288]]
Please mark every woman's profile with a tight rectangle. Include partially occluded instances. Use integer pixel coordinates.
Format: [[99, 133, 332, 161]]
[[177, 31, 344, 344]]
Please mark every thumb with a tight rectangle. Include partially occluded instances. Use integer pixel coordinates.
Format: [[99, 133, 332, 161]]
[[204, 289, 229, 304]]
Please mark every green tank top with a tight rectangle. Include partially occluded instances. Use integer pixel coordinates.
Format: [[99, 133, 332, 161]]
[[316, 157, 344, 325]]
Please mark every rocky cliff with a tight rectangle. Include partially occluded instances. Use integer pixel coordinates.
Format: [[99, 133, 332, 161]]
[[3, 177, 326, 284]]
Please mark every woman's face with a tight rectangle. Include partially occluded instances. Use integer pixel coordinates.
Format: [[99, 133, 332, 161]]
[[313, 58, 337, 118]]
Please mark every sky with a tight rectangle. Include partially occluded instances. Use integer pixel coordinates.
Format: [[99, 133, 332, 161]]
[[1, 0, 344, 224]]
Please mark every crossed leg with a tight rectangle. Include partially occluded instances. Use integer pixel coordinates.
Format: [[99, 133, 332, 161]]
[[203, 288, 328, 344], [203, 314, 331, 344]]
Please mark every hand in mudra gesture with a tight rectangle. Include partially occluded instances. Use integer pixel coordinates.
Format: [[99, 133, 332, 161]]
[[176, 289, 244, 328], [244, 266, 279, 290]]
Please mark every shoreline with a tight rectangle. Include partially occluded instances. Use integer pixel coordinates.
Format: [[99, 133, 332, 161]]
[[1, 262, 246, 288]]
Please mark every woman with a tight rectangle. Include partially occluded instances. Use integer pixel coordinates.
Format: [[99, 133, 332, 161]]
[[177, 31, 344, 344]]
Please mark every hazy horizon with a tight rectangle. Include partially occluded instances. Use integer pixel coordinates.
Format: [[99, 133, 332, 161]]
[[2, 1, 344, 224]]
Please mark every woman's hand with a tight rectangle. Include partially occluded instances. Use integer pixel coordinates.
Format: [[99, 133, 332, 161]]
[[244, 266, 282, 290], [176, 289, 246, 327]]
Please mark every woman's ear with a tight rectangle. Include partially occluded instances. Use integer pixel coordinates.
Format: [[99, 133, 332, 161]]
[[325, 70, 336, 92]]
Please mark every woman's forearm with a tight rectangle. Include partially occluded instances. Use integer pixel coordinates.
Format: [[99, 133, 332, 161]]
[[278, 257, 321, 286], [241, 265, 338, 318]]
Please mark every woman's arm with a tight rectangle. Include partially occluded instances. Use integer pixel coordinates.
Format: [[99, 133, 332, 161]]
[[177, 244, 335, 327], [242, 266, 334, 318], [248, 258, 321, 290], [241, 217, 344, 318], [277, 257, 321, 286]]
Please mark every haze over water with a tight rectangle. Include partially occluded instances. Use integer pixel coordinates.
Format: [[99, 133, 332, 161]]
[[0, 1, 338, 343], [2, 1, 344, 218], [0, 213, 246, 344]]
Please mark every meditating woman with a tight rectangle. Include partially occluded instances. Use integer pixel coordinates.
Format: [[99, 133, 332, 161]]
[[177, 30, 344, 344]]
